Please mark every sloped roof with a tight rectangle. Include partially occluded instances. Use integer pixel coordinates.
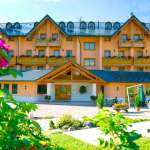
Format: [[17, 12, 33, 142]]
[[1, 14, 150, 37], [0, 70, 52, 82], [1, 68, 150, 83], [90, 70, 150, 83]]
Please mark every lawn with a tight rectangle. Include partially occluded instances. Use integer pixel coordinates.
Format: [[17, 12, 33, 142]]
[[47, 132, 150, 150], [50, 132, 98, 150]]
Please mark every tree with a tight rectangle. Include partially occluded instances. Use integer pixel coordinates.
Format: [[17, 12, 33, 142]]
[[96, 92, 104, 108]]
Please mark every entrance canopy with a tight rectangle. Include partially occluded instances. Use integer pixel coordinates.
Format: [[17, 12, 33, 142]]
[[38, 62, 105, 84]]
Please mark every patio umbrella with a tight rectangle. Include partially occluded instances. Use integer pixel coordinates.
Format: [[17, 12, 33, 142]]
[[138, 86, 146, 106]]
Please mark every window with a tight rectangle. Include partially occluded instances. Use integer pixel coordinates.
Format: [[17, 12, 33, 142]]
[[12, 84, 17, 94], [54, 50, 60, 57], [26, 37, 32, 41], [66, 37, 72, 41], [88, 22, 95, 30], [84, 42, 95, 50], [121, 34, 128, 42], [9, 50, 14, 57], [52, 33, 59, 41], [105, 22, 112, 30], [118, 67, 125, 71], [133, 34, 141, 41], [37, 85, 47, 94], [67, 22, 74, 32], [136, 51, 143, 58], [80, 22, 87, 30], [40, 33, 46, 40], [37, 66, 44, 70], [38, 50, 45, 57], [84, 58, 95, 66], [66, 50, 72, 57], [104, 50, 111, 58], [8, 36, 14, 41], [4, 84, 9, 93], [26, 50, 32, 56]]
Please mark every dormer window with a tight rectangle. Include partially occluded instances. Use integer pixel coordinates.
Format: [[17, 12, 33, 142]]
[[88, 22, 95, 30], [105, 22, 112, 30], [80, 22, 87, 30], [40, 33, 46, 40], [59, 22, 65, 30], [67, 22, 74, 32]]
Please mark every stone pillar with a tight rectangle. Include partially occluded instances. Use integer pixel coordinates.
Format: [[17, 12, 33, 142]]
[[47, 83, 52, 96], [92, 83, 97, 96]]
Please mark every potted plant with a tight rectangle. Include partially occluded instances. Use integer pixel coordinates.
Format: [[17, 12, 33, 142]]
[[134, 94, 142, 112], [90, 96, 97, 103], [96, 92, 104, 109], [44, 95, 51, 103], [113, 103, 129, 112]]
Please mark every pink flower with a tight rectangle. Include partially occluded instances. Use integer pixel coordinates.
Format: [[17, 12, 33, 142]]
[[3, 43, 10, 52], [0, 57, 9, 68]]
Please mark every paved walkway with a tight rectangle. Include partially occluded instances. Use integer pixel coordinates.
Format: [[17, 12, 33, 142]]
[[65, 122, 150, 146], [32, 103, 150, 119]]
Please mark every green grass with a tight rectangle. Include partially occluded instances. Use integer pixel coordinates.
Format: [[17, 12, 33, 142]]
[[50, 132, 98, 150], [45, 132, 150, 150], [135, 137, 150, 150]]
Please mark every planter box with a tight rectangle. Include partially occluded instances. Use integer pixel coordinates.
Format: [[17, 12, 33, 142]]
[[113, 106, 129, 112]]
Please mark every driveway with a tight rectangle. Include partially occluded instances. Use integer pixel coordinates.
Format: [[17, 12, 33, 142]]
[[32, 103, 150, 119]]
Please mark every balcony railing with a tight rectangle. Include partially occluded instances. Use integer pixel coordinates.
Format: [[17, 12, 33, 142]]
[[47, 56, 76, 66], [10, 56, 17, 65], [134, 57, 150, 65], [119, 40, 144, 48], [103, 57, 133, 66], [17, 56, 47, 65], [35, 39, 60, 47]]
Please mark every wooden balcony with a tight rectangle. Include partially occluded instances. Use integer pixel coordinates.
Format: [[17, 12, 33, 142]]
[[132, 40, 144, 48], [17, 57, 47, 65], [35, 39, 60, 47], [119, 40, 144, 48], [10, 56, 16, 65], [103, 57, 133, 66], [119, 40, 132, 48], [47, 57, 76, 66], [134, 57, 150, 65]]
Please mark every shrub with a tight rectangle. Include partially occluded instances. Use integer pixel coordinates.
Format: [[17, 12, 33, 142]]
[[56, 114, 74, 128], [49, 120, 55, 129], [96, 92, 104, 108], [113, 103, 128, 108], [56, 114, 83, 129], [88, 109, 141, 149], [134, 94, 142, 108], [44, 95, 51, 103], [71, 120, 83, 129]]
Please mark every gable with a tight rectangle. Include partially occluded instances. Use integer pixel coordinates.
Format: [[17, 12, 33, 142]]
[[113, 15, 149, 37], [38, 62, 105, 83], [27, 15, 65, 36]]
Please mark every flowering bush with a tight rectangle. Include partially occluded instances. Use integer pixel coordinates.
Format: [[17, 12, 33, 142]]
[[0, 39, 55, 149]]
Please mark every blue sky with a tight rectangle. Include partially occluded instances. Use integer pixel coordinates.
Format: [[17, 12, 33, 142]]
[[0, 0, 150, 23]]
